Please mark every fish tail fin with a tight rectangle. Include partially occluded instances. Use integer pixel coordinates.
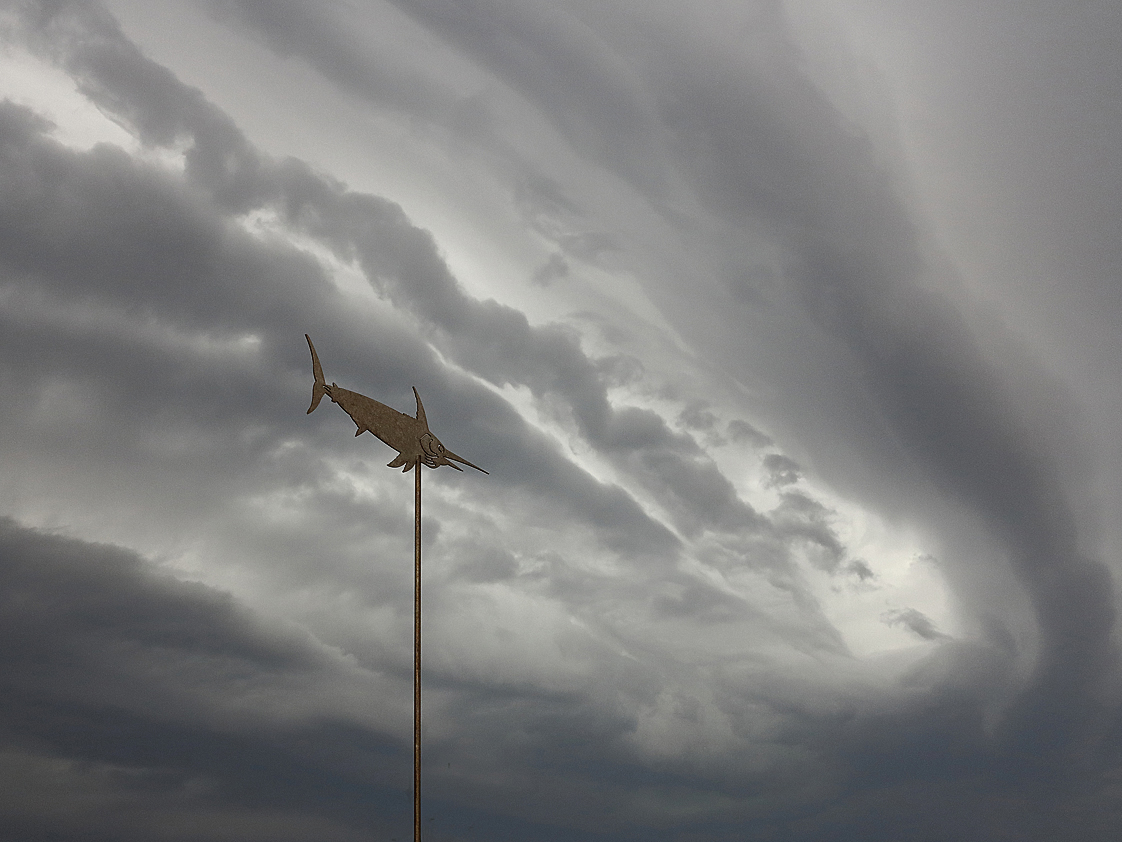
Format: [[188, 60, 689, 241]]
[[306, 334, 327, 414]]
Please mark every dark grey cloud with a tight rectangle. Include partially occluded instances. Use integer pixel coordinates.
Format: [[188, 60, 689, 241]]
[[882, 607, 949, 642], [0, 516, 694, 842], [27, 0, 724, 545], [531, 251, 568, 286], [0, 517, 406, 842], [790, 243, 1117, 758], [762, 452, 801, 487], [379, 0, 672, 195], [171, 2, 827, 553], [332, 0, 1122, 827], [3, 0, 1122, 839], [205, 0, 462, 126], [522, 0, 1121, 769], [0, 5, 683, 566], [727, 417, 773, 449], [772, 491, 846, 573]]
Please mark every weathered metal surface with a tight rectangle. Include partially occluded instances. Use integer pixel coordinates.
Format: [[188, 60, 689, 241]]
[[305, 334, 486, 473]]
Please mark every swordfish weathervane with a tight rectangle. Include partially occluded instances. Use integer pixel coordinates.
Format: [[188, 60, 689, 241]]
[[305, 334, 485, 842], [306, 334, 486, 474]]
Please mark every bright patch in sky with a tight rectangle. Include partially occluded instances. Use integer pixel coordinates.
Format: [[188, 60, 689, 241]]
[[0, 44, 133, 150]]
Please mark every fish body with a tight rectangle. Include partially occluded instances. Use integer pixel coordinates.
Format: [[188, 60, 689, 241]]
[[305, 334, 486, 474]]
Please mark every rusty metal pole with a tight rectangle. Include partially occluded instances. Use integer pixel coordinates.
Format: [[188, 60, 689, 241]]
[[414, 460, 422, 842]]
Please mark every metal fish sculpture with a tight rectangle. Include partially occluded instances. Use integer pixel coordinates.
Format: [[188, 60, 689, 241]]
[[305, 334, 487, 474]]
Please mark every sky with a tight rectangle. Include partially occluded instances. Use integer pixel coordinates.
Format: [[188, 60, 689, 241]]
[[2, 1, 1121, 839]]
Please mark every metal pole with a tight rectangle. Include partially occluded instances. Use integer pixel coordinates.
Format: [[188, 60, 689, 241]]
[[414, 461, 422, 842], [303, 338, 484, 840]]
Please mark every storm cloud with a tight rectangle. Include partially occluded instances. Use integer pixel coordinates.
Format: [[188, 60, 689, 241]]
[[2, 0, 1122, 839]]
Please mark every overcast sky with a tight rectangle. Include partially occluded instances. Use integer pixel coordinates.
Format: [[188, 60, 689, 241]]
[[2, 1, 1122, 839]]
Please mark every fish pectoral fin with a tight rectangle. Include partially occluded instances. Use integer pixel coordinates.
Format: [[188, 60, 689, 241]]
[[355, 426, 365, 437], [387, 452, 410, 469]]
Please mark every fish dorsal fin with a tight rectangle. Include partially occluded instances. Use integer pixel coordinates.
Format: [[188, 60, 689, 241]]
[[413, 386, 429, 430]]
